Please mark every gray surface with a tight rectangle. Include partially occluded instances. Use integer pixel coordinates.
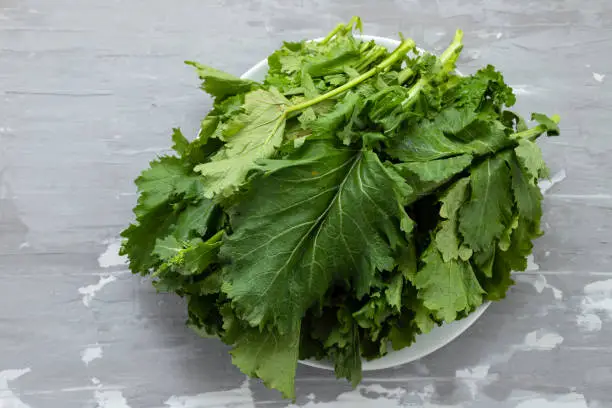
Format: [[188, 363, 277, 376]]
[[1, 0, 611, 407]]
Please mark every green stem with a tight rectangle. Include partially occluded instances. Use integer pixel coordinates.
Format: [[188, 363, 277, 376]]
[[401, 29, 464, 107], [320, 23, 345, 45], [511, 115, 561, 141], [359, 41, 372, 53], [207, 230, 224, 244], [320, 16, 362, 45], [355, 47, 387, 72], [439, 29, 464, 67], [286, 39, 416, 114], [398, 67, 414, 85]]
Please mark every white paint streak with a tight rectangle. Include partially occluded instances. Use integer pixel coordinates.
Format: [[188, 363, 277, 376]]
[[576, 313, 602, 332], [91, 377, 131, 408], [18, 242, 30, 250], [511, 85, 534, 95], [117, 146, 169, 156], [515, 392, 588, 408], [94, 390, 132, 408], [288, 385, 405, 408], [475, 30, 503, 39], [516, 274, 563, 300], [526, 254, 539, 271], [164, 378, 254, 408], [98, 240, 127, 268], [0, 368, 32, 408], [412, 361, 430, 376], [456, 364, 494, 399], [539, 170, 567, 194], [593, 72, 605, 82], [81, 344, 103, 365], [521, 330, 563, 350], [78, 239, 129, 307], [78, 275, 117, 307], [287, 383, 466, 408], [577, 278, 612, 332], [549, 193, 612, 201]]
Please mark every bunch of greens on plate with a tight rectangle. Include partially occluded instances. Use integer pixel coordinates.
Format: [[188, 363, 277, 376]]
[[120, 17, 560, 399]]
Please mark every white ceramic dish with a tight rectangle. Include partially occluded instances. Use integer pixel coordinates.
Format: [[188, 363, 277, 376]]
[[240, 34, 491, 371]]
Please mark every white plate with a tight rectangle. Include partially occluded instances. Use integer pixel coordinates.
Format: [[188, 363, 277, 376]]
[[240, 34, 491, 371]]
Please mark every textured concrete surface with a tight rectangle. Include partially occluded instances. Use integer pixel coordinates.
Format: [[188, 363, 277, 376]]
[[1, 0, 611, 407]]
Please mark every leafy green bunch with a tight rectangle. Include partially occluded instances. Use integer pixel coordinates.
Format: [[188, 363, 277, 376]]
[[120, 17, 560, 399]]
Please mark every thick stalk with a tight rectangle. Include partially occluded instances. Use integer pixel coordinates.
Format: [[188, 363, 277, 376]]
[[355, 47, 387, 72], [439, 29, 464, 67]]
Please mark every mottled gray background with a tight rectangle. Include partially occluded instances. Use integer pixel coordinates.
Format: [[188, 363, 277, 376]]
[[1, 0, 611, 407]]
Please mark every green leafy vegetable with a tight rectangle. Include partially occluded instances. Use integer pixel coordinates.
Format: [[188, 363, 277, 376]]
[[120, 17, 560, 400]]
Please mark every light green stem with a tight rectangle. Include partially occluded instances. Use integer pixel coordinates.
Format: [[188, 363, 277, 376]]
[[401, 29, 464, 107], [207, 230, 224, 244], [511, 115, 561, 141], [355, 47, 387, 72], [286, 39, 416, 114], [320, 23, 345, 45], [320, 16, 362, 45], [439, 29, 464, 66]]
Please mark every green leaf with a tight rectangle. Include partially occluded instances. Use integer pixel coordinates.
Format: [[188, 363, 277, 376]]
[[330, 324, 362, 388], [182, 120, 225, 165], [230, 327, 300, 399], [413, 302, 436, 334], [393, 155, 472, 204], [219, 303, 243, 344], [444, 65, 515, 111], [171, 128, 189, 156], [472, 248, 496, 278], [152, 235, 184, 261], [183, 235, 223, 275], [196, 271, 223, 295], [514, 139, 548, 180], [120, 202, 179, 273], [173, 199, 219, 240], [353, 294, 394, 341], [185, 61, 258, 100], [385, 274, 404, 311], [194, 89, 290, 198], [459, 155, 514, 252], [435, 178, 472, 262], [388, 310, 421, 350], [222, 140, 412, 333], [508, 154, 543, 222], [311, 91, 363, 144], [386, 119, 507, 162], [531, 113, 560, 136], [499, 215, 519, 251], [389, 323, 417, 351], [186, 294, 224, 335], [413, 245, 485, 322], [152, 233, 222, 281], [134, 156, 204, 215]]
